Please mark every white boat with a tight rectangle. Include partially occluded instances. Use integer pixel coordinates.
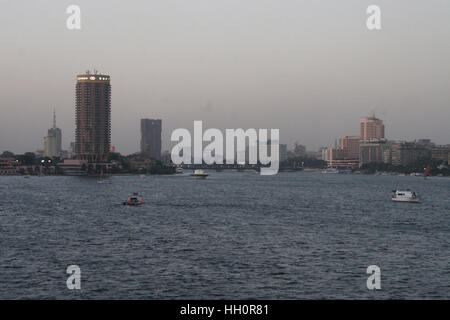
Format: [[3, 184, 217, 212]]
[[97, 179, 111, 184], [322, 168, 339, 174], [175, 167, 183, 174], [190, 169, 208, 179], [392, 190, 420, 203]]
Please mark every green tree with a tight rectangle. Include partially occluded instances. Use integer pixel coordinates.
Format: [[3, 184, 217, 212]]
[[15, 152, 36, 166], [1, 151, 14, 158]]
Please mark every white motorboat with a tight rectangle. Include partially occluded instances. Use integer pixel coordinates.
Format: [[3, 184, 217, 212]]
[[392, 190, 420, 203], [190, 169, 208, 179], [97, 179, 112, 184], [322, 168, 339, 174]]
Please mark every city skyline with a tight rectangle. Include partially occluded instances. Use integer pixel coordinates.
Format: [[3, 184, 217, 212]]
[[1, 65, 449, 159], [3, 69, 449, 157], [1, 1, 450, 303], [1, 1, 450, 154]]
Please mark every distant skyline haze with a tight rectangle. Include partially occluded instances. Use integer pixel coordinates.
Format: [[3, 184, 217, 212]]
[[0, 0, 449, 155]]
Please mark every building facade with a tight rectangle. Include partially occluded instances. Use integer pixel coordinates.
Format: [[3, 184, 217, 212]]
[[140, 119, 162, 160], [44, 111, 62, 158], [359, 141, 386, 165], [324, 136, 361, 168], [326, 147, 359, 168], [339, 136, 360, 159], [431, 146, 450, 165], [0, 158, 16, 175], [44, 135, 57, 158], [391, 142, 431, 166], [360, 116, 385, 140], [75, 72, 111, 163]]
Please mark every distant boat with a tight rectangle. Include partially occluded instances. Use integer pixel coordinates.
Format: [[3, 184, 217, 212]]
[[392, 190, 420, 203], [123, 193, 143, 206], [322, 168, 339, 174], [140, 174, 146, 179], [190, 169, 208, 179], [410, 172, 423, 177], [97, 179, 111, 184], [97, 168, 111, 183]]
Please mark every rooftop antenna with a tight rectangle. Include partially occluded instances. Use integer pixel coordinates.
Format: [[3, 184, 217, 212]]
[[53, 108, 56, 128]]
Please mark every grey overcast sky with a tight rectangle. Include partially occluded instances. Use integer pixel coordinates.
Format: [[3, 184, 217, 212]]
[[0, 0, 449, 155]]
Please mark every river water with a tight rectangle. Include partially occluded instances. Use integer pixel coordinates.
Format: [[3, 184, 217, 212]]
[[0, 172, 449, 299]]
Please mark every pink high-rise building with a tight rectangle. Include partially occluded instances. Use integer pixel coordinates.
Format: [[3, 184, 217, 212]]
[[360, 116, 385, 140]]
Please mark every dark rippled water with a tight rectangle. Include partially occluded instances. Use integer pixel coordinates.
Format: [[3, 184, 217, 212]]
[[0, 172, 449, 299]]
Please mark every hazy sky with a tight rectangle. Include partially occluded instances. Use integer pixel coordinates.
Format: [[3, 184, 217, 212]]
[[1, 0, 449, 155]]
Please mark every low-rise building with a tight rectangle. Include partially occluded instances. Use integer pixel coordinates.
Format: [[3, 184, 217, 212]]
[[359, 139, 387, 166], [0, 158, 16, 175], [58, 159, 88, 175], [326, 148, 359, 168], [431, 147, 450, 165], [391, 142, 431, 166]]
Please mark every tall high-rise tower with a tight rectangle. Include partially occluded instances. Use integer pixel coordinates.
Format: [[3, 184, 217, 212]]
[[75, 71, 111, 162], [140, 119, 162, 160], [44, 109, 62, 157]]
